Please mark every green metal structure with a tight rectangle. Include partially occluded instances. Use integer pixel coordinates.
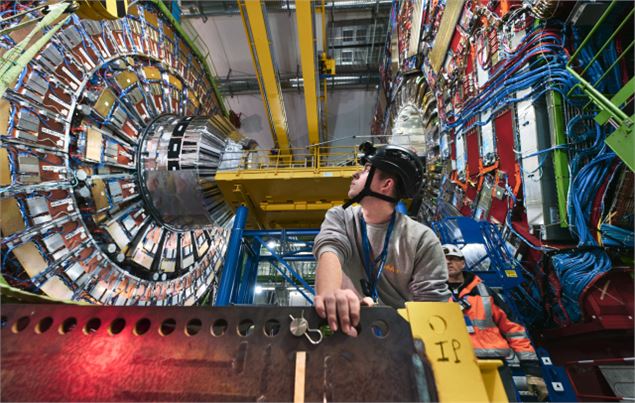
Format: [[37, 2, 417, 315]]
[[566, 1, 634, 171]]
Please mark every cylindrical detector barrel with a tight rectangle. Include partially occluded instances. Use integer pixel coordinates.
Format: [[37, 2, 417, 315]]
[[137, 115, 232, 231]]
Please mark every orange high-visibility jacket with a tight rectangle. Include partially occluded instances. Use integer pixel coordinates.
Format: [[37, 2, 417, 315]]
[[450, 272, 538, 363]]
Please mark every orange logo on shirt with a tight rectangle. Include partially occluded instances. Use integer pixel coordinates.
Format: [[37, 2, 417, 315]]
[[384, 264, 399, 274]]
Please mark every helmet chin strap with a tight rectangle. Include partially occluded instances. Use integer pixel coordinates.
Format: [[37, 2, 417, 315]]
[[342, 166, 399, 209]]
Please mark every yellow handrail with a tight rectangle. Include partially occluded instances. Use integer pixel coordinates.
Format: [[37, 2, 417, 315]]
[[218, 145, 361, 173]]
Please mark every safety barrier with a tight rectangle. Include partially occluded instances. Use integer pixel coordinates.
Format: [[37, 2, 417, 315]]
[[218, 144, 361, 173]]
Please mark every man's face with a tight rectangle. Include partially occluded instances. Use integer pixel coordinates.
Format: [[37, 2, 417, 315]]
[[348, 164, 372, 199], [445, 256, 465, 277]]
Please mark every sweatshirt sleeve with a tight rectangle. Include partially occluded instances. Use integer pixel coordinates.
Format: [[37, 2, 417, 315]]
[[312, 207, 353, 266], [409, 228, 450, 301]]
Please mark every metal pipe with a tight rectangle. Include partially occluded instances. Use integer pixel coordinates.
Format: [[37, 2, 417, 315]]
[[0, 3, 50, 24], [236, 240, 260, 304], [567, 67, 629, 122], [331, 42, 385, 49], [236, 251, 253, 304], [591, 40, 634, 87], [309, 133, 391, 147], [230, 243, 246, 304], [214, 205, 248, 306]]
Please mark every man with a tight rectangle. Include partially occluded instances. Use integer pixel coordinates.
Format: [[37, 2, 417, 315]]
[[443, 244, 549, 401], [312, 143, 450, 337]]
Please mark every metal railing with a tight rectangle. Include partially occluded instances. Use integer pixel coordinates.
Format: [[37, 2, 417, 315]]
[[218, 145, 362, 173], [566, 1, 634, 129], [565, 0, 634, 171]]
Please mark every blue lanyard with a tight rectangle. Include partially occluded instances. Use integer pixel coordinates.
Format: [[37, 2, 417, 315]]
[[450, 287, 461, 302], [360, 212, 396, 302]]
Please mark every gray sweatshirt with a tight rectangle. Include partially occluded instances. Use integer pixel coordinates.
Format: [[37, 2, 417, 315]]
[[313, 205, 450, 308]]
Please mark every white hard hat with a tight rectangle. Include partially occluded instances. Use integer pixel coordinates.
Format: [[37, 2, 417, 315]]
[[442, 244, 464, 259]]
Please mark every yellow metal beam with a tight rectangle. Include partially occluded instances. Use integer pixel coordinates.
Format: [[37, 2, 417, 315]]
[[295, 0, 320, 145], [316, 0, 329, 139], [238, 1, 291, 155], [215, 166, 359, 228], [259, 201, 344, 211]]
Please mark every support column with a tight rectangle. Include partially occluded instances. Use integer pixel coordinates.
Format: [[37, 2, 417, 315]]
[[214, 205, 248, 306], [230, 244, 246, 304], [237, 242, 260, 304]]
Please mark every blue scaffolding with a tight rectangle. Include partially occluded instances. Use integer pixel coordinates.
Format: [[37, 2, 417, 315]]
[[431, 216, 524, 289], [215, 206, 319, 306]]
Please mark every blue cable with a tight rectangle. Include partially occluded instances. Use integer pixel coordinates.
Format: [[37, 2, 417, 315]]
[[551, 248, 612, 322], [600, 224, 634, 248], [568, 147, 616, 246], [5, 146, 17, 186], [14, 66, 28, 90], [443, 52, 574, 131], [7, 104, 17, 136]]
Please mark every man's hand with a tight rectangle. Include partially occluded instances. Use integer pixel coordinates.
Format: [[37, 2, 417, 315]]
[[314, 289, 363, 337], [527, 375, 549, 401]]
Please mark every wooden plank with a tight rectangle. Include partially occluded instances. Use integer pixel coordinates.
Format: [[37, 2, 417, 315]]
[[294, 351, 306, 403]]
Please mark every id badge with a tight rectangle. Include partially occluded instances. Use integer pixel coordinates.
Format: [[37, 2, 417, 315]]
[[463, 315, 475, 334]]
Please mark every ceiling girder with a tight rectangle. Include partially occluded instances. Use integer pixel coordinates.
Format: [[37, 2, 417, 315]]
[[238, 0, 291, 155], [296, 0, 320, 146]]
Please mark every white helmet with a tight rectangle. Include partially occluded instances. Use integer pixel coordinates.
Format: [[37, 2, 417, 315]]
[[442, 244, 464, 259]]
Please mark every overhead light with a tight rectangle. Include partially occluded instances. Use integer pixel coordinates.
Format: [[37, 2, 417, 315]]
[[267, 240, 279, 249], [255, 285, 263, 294]]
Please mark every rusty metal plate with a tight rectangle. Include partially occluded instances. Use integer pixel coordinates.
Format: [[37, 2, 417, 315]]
[[1, 304, 437, 402]]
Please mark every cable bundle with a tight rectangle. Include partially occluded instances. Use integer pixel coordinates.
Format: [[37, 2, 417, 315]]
[[440, 26, 575, 132], [600, 224, 634, 248], [550, 248, 612, 323], [567, 146, 617, 246], [571, 26, 624, 96]]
